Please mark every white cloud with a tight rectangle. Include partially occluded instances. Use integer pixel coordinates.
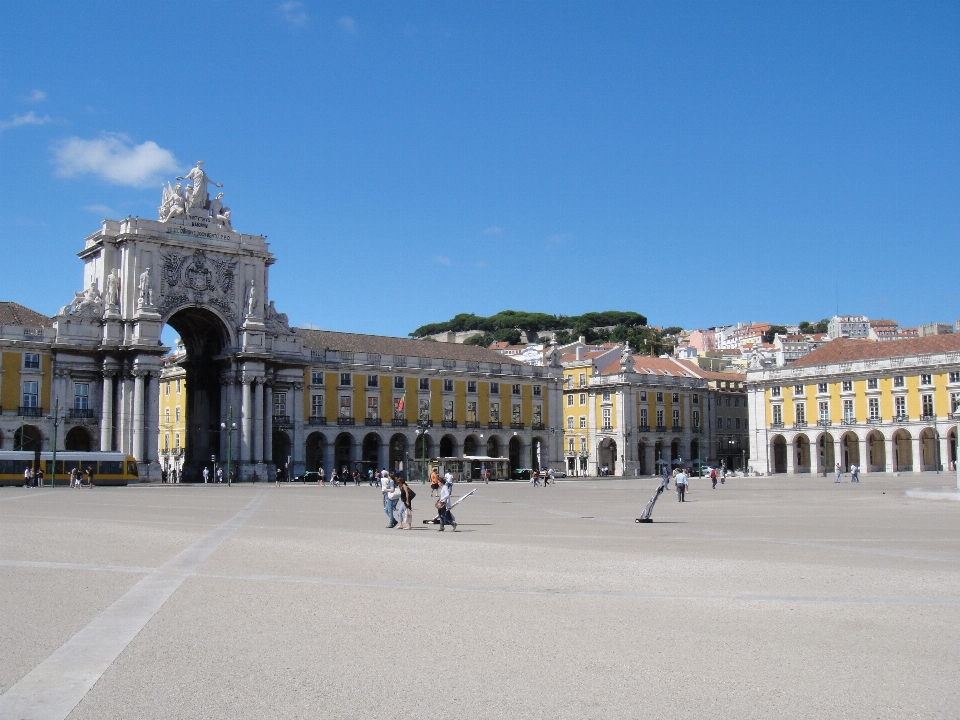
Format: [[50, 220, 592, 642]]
[[22, 89, 47, 103], [338, 16, 356, 33], [84, 204, 117, 216], [279, 1, 307, 27], [53, 133, 180, 187], [482, 226, 502, 235], [0, 111, 52, 132], [434, 255, 451, 266]]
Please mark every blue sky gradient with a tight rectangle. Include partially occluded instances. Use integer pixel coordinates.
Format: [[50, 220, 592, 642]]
[[2, 1, 958, 336]]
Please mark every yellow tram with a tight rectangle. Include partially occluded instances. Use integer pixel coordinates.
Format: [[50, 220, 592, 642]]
[[0, 451, 139, 487]]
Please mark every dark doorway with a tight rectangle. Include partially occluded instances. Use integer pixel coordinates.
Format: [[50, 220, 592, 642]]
[[273, 431, 291, 473], [305, 432, 326, 471], [335, 433, 354, 473], [362, 433, 381, 470], [439, 435, 456, 457], [463, 435, 479, 456], [486, 435, 501, 457], [389, 434, 407, 474], [508, 436, 522, 472], [65, 426, 92, 452]]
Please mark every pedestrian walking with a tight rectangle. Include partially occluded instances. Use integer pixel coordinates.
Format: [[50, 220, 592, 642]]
[[438, 474, 457, 531], [86, 465, 95, 488], [430, 469, 441, 497], [720, 465, 726, 484], [36, 468, 44, 488], [483, 468, 490, 484], [711, 467, 718, 489], [317, 467, 325, 486], [216, 466, 223, 484], [397, 476, 416, 529], [276, 467, 283, 487], [835, 463, 842, 483], [850, 464, 860, 483], [381, 470, 398, 528], [676, 468, 689, 502], [532, 470, 540, 487]]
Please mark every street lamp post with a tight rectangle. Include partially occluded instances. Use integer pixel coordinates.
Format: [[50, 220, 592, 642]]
[[220, 404, 237, 486], [416, 419, 430, 484]]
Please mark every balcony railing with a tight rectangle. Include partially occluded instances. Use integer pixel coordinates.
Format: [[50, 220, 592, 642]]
[[441, 420, 458, 429], [867, 417, 882, 424], [465, 421, 480, 428], [365, 418, 382, 426], [391, 418, 408, 427], [272, 414, 291, 426], [655, 425, 667, 433], [510, 421, 525, 430], [19, 406, 41, 417], [337, 416, 355, 426], [532, 423, 545, 430], [69, 408, 95, 419], [770, 422, 784, 430], [817, 419, 832, 427], [672, 425, 683, 432], [920, 413, 936, 422], [638, 425, 650, 432], [793, 421, 808, 429], [308, 416, 327, 426], [487, 421, 502, 429], [893, 414, 909, 423], [841, 417, 857, 425]]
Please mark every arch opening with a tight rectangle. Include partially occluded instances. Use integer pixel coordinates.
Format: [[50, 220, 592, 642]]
[[65, 426, 92, 452]]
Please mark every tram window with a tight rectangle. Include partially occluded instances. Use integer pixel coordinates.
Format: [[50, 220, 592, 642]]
[[99, 461, 124, 475], [127, 462, 139, 476]]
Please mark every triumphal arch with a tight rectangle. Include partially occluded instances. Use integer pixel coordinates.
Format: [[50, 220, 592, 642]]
[[53, 163, 307, 480]]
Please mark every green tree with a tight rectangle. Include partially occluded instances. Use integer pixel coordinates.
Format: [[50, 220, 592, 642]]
[[763, 325, 789, 343]]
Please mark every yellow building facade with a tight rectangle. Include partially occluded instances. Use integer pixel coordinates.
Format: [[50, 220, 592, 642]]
[[747, 335, 960, 474]]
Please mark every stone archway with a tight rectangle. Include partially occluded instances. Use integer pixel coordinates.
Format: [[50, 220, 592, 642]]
[[362, 433, 381, 472], [389, 434, 407, 474], [817, 432, 835, 474], [65, 426, 92, 452], [14, 425, 42, 452], [334, 432, 354, 474], [273, 430, 291, 474], [893, 429, 912, 471], [920, 427, 939, 471], [486, 435, 501, 457], [771, 435, 787, 474], [598, 438, 617, 475], [841, 432, 860, 471], [305, 431, 326, 472], [163, 306, 233, 476], [508, 436, 523, 473], [638, 440, 647, 475], [463, 435, 479, 456], [439, 434, 457, 457], [867, 431, 885, 472], [794, 434, 811, 473]]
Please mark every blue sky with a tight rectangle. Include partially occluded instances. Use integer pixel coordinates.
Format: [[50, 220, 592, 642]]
[[2, 1, 958, 337]]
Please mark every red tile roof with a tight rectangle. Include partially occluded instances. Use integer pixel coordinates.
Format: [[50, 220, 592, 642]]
[[791, 335, 960, 367], [0, 302, 53, 327]]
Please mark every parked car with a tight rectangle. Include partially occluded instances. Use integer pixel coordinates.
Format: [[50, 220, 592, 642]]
[[296, 470, 321, 483], [546, 468, 567, 478], [511, 468, 534, 481]]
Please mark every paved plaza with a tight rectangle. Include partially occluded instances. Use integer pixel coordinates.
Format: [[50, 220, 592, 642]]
[[1, 474, 958, 719]]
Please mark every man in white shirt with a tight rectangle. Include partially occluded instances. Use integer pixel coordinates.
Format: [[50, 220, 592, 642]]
[[675, 468, 688, 502], [438, 475, 457, 531]]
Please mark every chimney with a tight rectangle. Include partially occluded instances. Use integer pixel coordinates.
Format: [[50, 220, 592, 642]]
[[576, 346, 585, 360]]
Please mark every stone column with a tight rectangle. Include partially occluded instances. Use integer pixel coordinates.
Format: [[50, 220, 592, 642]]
[[144, 372, 159, 465], [834, 438, 843, 473], [100, 369, 115, 452], [291, 382, 305, 472], [858, 436, 869, 474], [937, 432, 949, 473], [253, 381, 264, 463], [241, 376, 253, 463], [886, 436, 897, 472], [119, 369, 135, 456], [786, 434, 796, 475], [132, 370, 145, 462], [912, 435, 923, 472], [264, 383, 274, 463]]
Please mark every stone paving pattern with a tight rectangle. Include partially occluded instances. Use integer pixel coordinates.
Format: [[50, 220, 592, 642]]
[[0, 474, 958, 719]]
